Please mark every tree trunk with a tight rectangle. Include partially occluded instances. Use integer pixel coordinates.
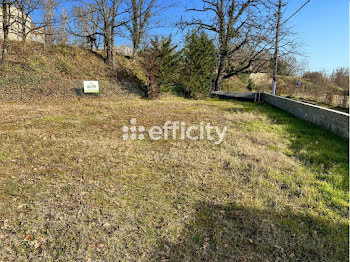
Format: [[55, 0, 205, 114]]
[[105, 37, 113, 66], [214, 60, 225, 91], [20, 9, 27, 42], [131, 0, 140, 56], [148, 76, 160, 99], [1, 2, 9, 67], [90, 39, 93, 51], [132, 37, 138, 57], [21, 21, 27, 42], [213, 0, 226, 92], [105, 27, 114, 68], [1, 28, 9, 67], [132, 3, 138, 51], [110, 28, 115, 68]]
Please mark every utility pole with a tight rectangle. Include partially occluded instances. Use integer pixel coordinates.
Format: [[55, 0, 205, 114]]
[[272, 0, 282, 95]]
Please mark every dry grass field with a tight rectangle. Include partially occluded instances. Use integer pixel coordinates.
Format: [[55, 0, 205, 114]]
[[0, 96, 348, 261]]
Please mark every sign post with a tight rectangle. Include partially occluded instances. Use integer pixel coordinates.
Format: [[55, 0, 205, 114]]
[[84, 81, 99, 94]]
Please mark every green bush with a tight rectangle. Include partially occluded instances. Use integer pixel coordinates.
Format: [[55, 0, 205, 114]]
[[181, 31, 217, 98], [140, 36, 180, 98]]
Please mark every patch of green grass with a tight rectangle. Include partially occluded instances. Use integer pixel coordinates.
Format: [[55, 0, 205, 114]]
[[39, 116, 68, 123]]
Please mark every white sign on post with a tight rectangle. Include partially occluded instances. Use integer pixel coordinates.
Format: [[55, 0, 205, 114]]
[[296, 81, 302, 87], [84, 81, 99, 94]]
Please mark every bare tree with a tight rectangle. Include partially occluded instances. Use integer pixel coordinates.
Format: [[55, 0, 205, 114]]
[[72, 5, 100, 50], [57, 7, 68, 44], [180, 0, 276, 91], [1, 0, 16, 66], [71, 0, 128, 67], [273, 55, 306, 77], [12, 0, 42, 41], [125, 0, 155, 54], [43, 0, 58, 44], [0, 0, 60, 45], [331, 67, 349, 92]]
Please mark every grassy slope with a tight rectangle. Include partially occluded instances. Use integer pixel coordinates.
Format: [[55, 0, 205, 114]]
[[223, 74, 343, 95], [0, 41, 144, 101], [0, 97, 348, 261], [222, 75, 250, 92]]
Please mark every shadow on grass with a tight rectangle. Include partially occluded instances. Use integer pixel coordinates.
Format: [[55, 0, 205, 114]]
[[119, 81, 146, 97], [219, 99, 349, 192], [153, 201, 348, 261], [329, 106, 349, 114], [256, 103, 349, 192], [72, 88, 83, 96], [86, 49, 106, 61]]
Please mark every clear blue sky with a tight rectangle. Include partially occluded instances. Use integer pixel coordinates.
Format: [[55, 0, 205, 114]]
[[286, 0, 349, 73], [60, 0, 348, 74]]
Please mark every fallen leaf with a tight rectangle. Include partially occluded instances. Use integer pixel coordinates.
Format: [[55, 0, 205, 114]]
[[24, 235, 32, 241]]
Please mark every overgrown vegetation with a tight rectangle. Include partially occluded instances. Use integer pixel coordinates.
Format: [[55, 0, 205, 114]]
[[302, 68, 349, 95], [0, 97, 348, 261]]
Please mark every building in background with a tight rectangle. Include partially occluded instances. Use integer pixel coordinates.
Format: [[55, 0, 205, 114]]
[[0, 5, 45, 43]]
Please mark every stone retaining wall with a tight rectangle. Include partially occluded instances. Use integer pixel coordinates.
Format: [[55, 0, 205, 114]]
[[263, 94, 349, 138], [211, 91, 349, 138]]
